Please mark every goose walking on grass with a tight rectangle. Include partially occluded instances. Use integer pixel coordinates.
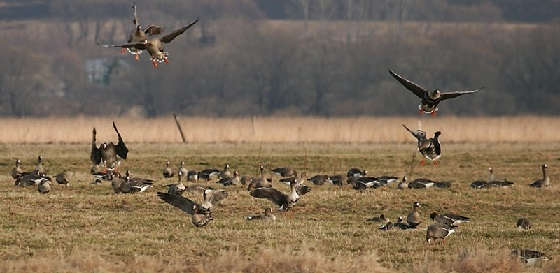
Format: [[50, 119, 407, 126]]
[[246, 208, 276, 221], [103, 19, 199, 68], [162, 160, 175, 178], [388, 69, 480, 115], [426, 223, 455, 243], [157, 192, 213, 227], [516, 218, 532, 230], [529, 164, 549, 188], [407, 202, 422, 228], [250, 180, 310, 211], [91, 122, 128, 169], [402, 124, 441, 165]]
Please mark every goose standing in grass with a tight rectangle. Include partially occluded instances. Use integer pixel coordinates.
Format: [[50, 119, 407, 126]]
[[104, 19, 199, 68], [35, 155, 47, 175], [157, 192, 213, 227], [511, 249, 550, 265], [38, 179, 51, 194], [430, 212, 470, 227], [388, 69, 480, 115], [516, 218, 532, 230], [122, 4, 162, 60], [218, 163, 232, 179], [407, 202, 422, 228], [250, 180, 309, 211], [178, 161, 188, 178], [487, 168, 514, 187], [55, 170, 71, 186], [201, 188, 228, 210], [246, 208, 276, 221], [217, 171, 240, 186], [271, 167, 297, 178], [402, 124, 441, 165], [162, 160, 175, 178], [307, 174, 331, 185], [166, 170, 186, 195], [347, 168, 367, 178], [426, 223, 455, 243], [90, 122, 128, 169], [529, 164, 549, 188]]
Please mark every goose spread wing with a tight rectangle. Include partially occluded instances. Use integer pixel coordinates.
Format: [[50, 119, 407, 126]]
[[160, 19, 199, 44], [389, 70, 428, 99], [144, 25, 162, 36], [90, 128, 102, 164], [113, 121, 128, 160], [250, 187, 288, 207], [205, 189, 228, 205], [97, 42, 149, 50], [402, 124, 426, 141], [157, 192, 199, 215], [440, 89, 480, 101]]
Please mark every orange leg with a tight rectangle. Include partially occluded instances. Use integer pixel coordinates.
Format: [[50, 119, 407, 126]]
[[135, 54, 139, 61], [121, 48, 126, 54], [431, 111, 437, 117], [433, 161, 438, 166], [164, 57, 169, 64], [420, 160, 425, 166], [152, 60, 158, 68]]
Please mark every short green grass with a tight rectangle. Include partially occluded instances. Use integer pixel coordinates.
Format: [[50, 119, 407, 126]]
[[0, 143, 559, 270]]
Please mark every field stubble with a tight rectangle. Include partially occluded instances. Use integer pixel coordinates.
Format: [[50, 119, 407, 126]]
[[0, 141, 559, 272]]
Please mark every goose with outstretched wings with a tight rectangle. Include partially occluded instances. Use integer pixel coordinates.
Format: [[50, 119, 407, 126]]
[[91, 122, 128, 168]]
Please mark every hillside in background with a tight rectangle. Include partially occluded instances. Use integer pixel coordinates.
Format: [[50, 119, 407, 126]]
[[0, 1, 559, 117]]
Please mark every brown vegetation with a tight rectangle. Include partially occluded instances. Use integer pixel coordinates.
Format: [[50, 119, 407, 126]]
[[0, 116, 558, 144]]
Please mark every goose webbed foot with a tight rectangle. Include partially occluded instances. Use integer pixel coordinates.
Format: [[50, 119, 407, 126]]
[[152, 60, 158, 68], [121, 48, 126, 54], [420, 160, 425, 166], [135, 54, 139, 61], [431, 111, 437, 117]]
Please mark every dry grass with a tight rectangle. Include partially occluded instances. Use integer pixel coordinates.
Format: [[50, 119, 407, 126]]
[[0, 116, 559, 144], [1, 143, 559, 272]]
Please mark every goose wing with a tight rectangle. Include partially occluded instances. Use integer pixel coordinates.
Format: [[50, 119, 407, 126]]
[[250, 187, 288, 207], [90, 128, 102, 164], [157, 192, 200, 215], [205, 189, 228, 206], [440, 89, 480, 101], [388, 70, 428, 99], [443, 213, 470, 223], [402, 124, 426, 141], [97, 42, 148, 50], [295, 184, 311, 195], [112, 121, 129, 160], [144, 25, 163, 36], [160, 19, 199, 44]]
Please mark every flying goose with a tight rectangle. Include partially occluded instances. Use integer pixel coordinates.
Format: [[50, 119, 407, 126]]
[[121, 4, 162, 60], [511, 249, 550, 265], [426, 223, 455, 243], [407, 202, 422, 228], [307, 175, 332, 185], [106, 19, 199, 68], [55, 170, 71, 186], [516, 218, 532, 230], [217, 171, 240, 186], [430, 212, 470, 227], [487, 168, 514, 187], [529, 164, 549, 188], [250, 180, 309, 211], [201, 188, 228, 210], [166, 170, 186, 195], [246, 208, 276, 221], [162, 160, 175, 178], [157, 192, 213, 227], [38, 179, 51, 194], [347, 168, 367, 178], [90, 122, 128, 168], [271, 167, 297, 178], [402, 124, 441, 165], [388, 69, 480, 115]]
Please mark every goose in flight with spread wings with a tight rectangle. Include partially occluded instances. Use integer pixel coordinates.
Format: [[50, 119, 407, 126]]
[[388, 70, 480, 115], [103, 19, 199, 68], [90, 122, 129, 169], [122, 4, 163, 60], [402, 124, 441, 165]]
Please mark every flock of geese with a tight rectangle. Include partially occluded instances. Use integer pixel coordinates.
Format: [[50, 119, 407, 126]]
[[9, 3, 551, 265], [8, 120, 552, 264]]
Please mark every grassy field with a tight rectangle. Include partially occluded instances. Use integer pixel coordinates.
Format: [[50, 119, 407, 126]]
[[1, 116, 560, 143], [0, 142, 559, 272]]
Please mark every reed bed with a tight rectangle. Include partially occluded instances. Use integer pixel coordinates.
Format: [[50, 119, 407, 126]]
[[0, 116, 558, 144]]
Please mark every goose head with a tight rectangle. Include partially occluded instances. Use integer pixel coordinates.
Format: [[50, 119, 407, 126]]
[[542, 164, 548, 170], [429, 89, 441, 99], [125, 170, 131, 178], [362, 170, 368, 176], [233, 170, 239, 177], [102, 142, 108, 149], [224, 163, 230, 170], [397, 216, 404, 223], [15, 159, 21, 166], [259, 165, 264, 174], [264, 207, 272, 216], [429, 212, 438, 220], [413, 202, 421, 208], [165, 160, 170, 167], [434, 131, 442, 138], [180, 161, 185, 167], [37, 155, 42, 163]]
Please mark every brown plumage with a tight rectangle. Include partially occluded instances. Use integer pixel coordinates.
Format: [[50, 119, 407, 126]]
[[516, 218, 532, 230], [157, 192, 213, 227], [37, 179, 51, 194], [90, 122, 128, 167], [529, 164, 550, 188], [426, 223, 455, 243], [163, 160, 175, 178], [55, 170, 71, 185], [407, 202, 422, 228], [246, 208, 276, 221]]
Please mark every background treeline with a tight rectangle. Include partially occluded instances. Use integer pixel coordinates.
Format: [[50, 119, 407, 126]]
[[0, 0, 559, 117]]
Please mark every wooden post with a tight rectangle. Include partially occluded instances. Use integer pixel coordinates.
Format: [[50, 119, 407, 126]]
[[173, 113, 187, 143]]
